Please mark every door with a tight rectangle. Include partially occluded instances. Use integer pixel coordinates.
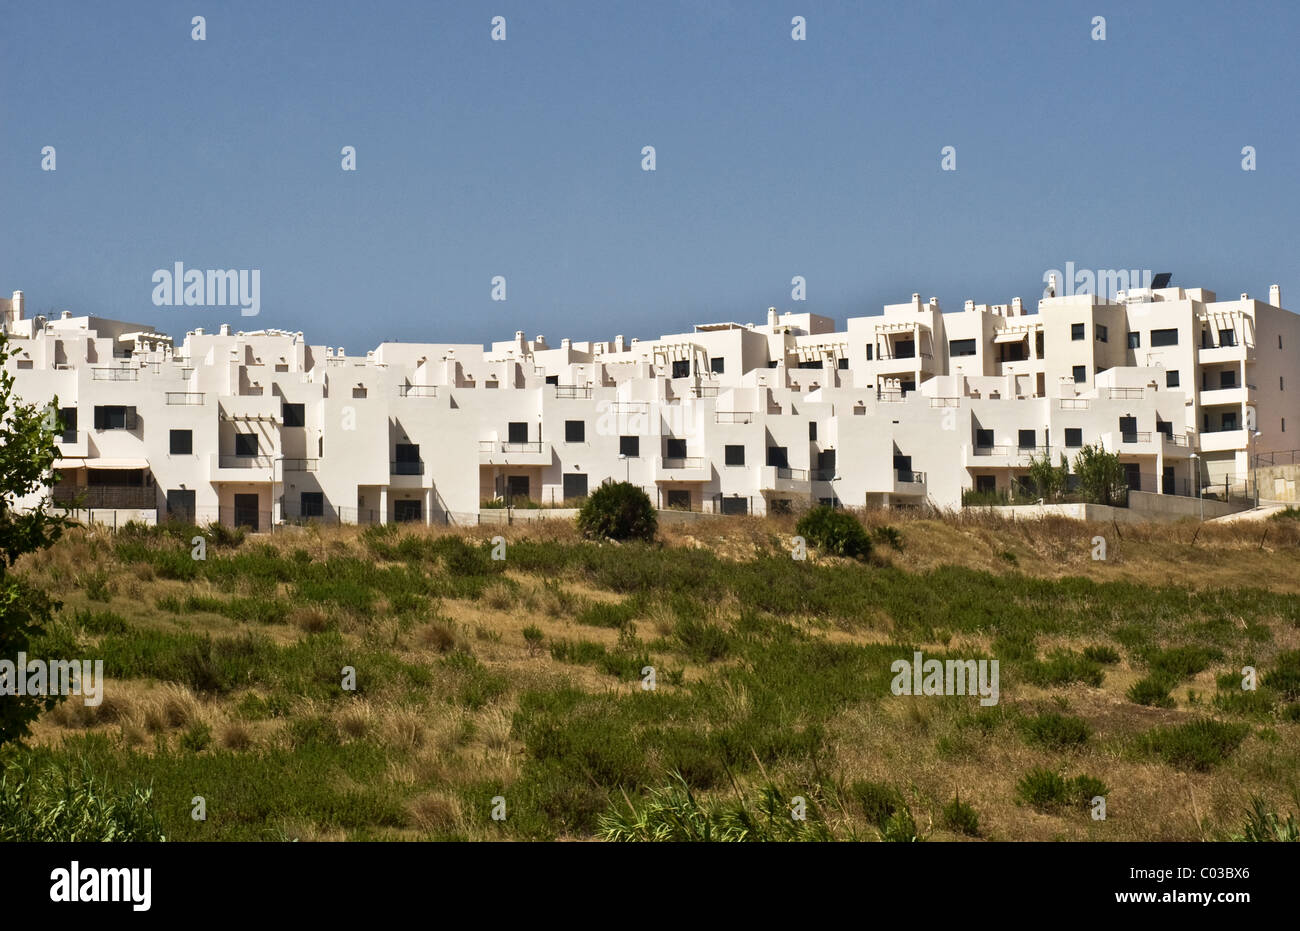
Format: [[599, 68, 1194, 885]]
[[394, 499, 422, 522], [166, 489, 196, 523], [1123, 463, 1142, 492], [562, 473, 588, 501], [506, 475, 530, 502], [665, 489, 691, 510], [1118, 416, 1138, 441], [233, 493, 260, 531], [1162, 466, 1175, 495]]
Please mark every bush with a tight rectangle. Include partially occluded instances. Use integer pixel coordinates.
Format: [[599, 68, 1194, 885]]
[[941, 794, 980, 836], [1016, 768, 1107, 811], [1127, 676, 1176, 707], [0, 759, 165, 841], [1138, 718, 1251, 771], [795, 506, 871, 560], [576, 482, 657, 543], [1020, 711, 1091, 749], [1082, 645, 1120, 665], [850, 780, 904, 828]]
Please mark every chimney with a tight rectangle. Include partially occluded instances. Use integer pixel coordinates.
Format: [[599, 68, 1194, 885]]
[[964, 299, 974, 312], [11, 290, 23, 321], [615, 335, 625, 352], [1048, 274, 1058, 298], [1012, 296, 1023, 314], [535, 334, 546, 349], [194, 327, 205, 336], [1241, 293, 1250, 302], [61, 310, 71, 319], [1270, 284, 1281, 306], [767, 307, 777, 327], [220, 323, 231, 336], [929, 296, 939, 308]]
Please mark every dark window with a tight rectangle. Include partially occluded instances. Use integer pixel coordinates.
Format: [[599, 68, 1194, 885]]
[[394, 443, 420, 474], [710, 357, 725, 374], [1127, 331, 1140, 349], [619, 435, 639, 457], [545, 375, 558, 386], [900, 380, 916, 393], [565, 420, 585, 442], [1218, 328, 1236, 347], [1166, 370, 1180, 388], [724, 445, 745, 466], [1123, 463, 1142, 492], [766, 446, 788, 468], [563, 474, 588, 500], [865, 345, 873, 361], [1036, 332, 1045, 357], [93, 405, 136, 430], [665, 490, 691, 509], [507, 422, 528, 444], [665, 438, 687, 459], [975, 475, 996, 493], [1119, 416, 1138, 441], [169, 429, 192, 455], [719, 496, 748, 515], [59, 407, 77, 442], [894, 339, 915, 359], [1065, 428, 1083, 447], [975, 429, 994, 448], [1222, 412, 1238, 431], [838, 358, 849, 370], [767, 360, 779, 368], [1151, 328, 1179, 347], [1018, 429, 1036, 449], [282, 402, 305, 427], [671, 360, 690, 378], [808, 422, 817, 441], [999, 341, 1026, 362], [796, 360, 822, 369], [1281, 376, 1286, 391], [1157, 420, 1173, 438], [1072, 365, 1086, 383], [301, 492, 324, 517], [1071, 323, 1085, 341], [950, 338, 977, 357], [394, 499, 422, 522], [1096, 324, 1108, 343], [234, 434, 258, 457], [506, 475, 530, 500], [166, 489, 196, 522], [769, 499, 792, 515], [1220, 370, 1236, 389]]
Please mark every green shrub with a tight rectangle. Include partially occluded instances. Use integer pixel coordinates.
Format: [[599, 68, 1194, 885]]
[[0, 759, 165, 841], [522, 624, 545, 656], [879, 805, 920, 842], [795, 506, 871, 559], [1082, 645, 1120, 664], [1227, 796, 1300, 842], [673, 617, 731, 662], [1016, 768, 1107, 810], [850, 780, 904, 828], [941, 794, 980, 836], [1264, 650, 1300, 701], [1027, 650, 1104, 687], [871, 525, 903, 551], [1138, 718, 1251, 771], [1020, 711, 1091, 748], [576, 482, 657, 543], [1127, 676, 1176, 707]]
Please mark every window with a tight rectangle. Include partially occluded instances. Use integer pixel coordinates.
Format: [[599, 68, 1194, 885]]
[[1071, 323, 1085, 341], [808, 422, 817, 441], [1166, 370, 1180, 388], [796, 360, 822, 369], [1127, 331, 1140, 349], [565, 420, 585, 443], [394, 499, 422, 523], [720, 496, 748, 515], [769, 499, 792, 515], [619, 435, 639, 457], [865, 345, 874, 361], [1281, 377, 1286, 391], [975, 429, 994, 448], [59, 407, 77, 442], [665, 437, 687, 459], [1096, 324, 1108, 343], [169, 429, 192, 455], [1018, 429, 1036, 450], [93, 405, 136, 430], [1284, 418, 1287, 433], [974, 475, 996, 493], [166, 489, 196, 521], [352, 386, 367, 398], [1150, 328, 1179, 347], [710, 357, 725, 374], [234, 434, 258, 457], [767, 360, 779, 368], [507, 422, 528, 444], [894, 339, 915, 359], [1219, 371, 1236, 389], [562, 473, 588, 500], [949, 338, 977, 357], [282, 402, 305, 427], [1280, 335, 1284, 349], [671, 360, 690, 378], [1157, 420, 1173, 438], [301, 492, 324, 518], [838, 358, 849, 370], [1065, 428, 1083, 448], [1218, 328, 1236, 347], [724, 445, 745, 466], [1222, 412, 1238, 431], [545, 375, 558, 386], [1000, 341, 1026, 362], [1072, 365, 1086, 383], [665, 490, 691, 509], [766, 446, 788, 468], [394, 443, 420, 474]]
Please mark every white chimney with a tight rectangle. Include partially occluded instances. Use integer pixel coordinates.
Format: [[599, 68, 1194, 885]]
[[11, 291, 23, 321], [767, 307, 777, 327], [194, 327, 205, 336], [1241, 293, 1250, 302], [615, 335, 625, 352], [1270, 284, 1281, 306], [964, 299, 974, 312], [1048, 274, 1058, 298], [61, 310, 71, 319], [220, 323, 231, 335], [561, 338, 571, 349], [929, 296, 938, 307], [1012, 297, 1023, 314]]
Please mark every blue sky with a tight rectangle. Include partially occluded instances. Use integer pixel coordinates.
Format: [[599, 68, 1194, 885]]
[[2, 0, 1298, 350]]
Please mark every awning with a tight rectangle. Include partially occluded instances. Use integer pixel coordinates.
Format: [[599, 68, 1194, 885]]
[[73, 458, 151, 470], [993, 331, 1028, 344]]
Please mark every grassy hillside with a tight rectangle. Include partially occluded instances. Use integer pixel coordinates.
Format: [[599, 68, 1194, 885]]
[[5, 511, 1300, 841]]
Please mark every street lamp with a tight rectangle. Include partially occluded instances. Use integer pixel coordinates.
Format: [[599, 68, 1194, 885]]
[[1251, 429, 1262, 508], [619, 453, 629, 483], [1190, 452, 1202, 522]]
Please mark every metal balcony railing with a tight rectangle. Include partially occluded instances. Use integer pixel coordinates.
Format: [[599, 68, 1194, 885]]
[[1058, 398, 1090, 410], [929, 397, 960, 408], [715, 411, 753, 424], [1108, 387, 1145, 400], [53, 484, 156, 509], [282, 458, 319, 471], [218, 455, 274, 469], [391, 460, 424, 475], [896, 469, 927, 484], [662, 457, 704, 470], [555, 385, 592, 399], [1161, 433, 1189, 446], [811, 469, 836, 482], [775, 467, 809, 481], [688, 385, 719, 398], [92, 367, 138, 381], [165, 392, 205, 405], [399, 385, 438, 397], [1120, 432, 1153, 444]]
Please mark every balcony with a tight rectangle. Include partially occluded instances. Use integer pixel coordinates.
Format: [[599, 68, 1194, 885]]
[[211, 453, 276, 482], [1199, 384, 1252, 407], [1197, 343, 1253, 365], [929, 397, 960, 408], [970, 445, 1046, 466], [165, 392, 205, 405], [1057, 398, 1090, 410], [1107, 387, 1146, 400], [391, 459, 425, 476], [687, 385, 719, 398], [1119, 432, 1153, 445], [478, 440, 550, 465], [715, 411, 754, 424], [283, 458, 319, 472], [760, 466, 810, 491], [91, 367, 138, 381], [894, 469, 927, 495], [656, 456, 711, 481], [1198, 427, 1249, 453], [52, 484, 156, 509], [399, 385, 438, 398], [555, 385, 592, 399]]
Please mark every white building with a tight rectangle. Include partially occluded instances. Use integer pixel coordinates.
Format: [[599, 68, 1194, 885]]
[[2, 279, 1296, 528]]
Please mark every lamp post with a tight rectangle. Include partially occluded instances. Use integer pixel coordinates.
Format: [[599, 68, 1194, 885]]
[[1251, 429, 1262, 508], [619, 453, 629, 484], [1190, 452, 1202, 522]]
